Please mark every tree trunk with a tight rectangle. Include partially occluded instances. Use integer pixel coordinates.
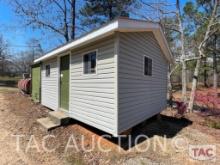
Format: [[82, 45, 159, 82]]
[[176, 0, 187, 103], [107, 2, 113, 20], [188, 58, 201, 112], [167, 65, 172, 98], [63, 0, 69, 42], [70, 0, 76, 40], [213, 52, 218, 90], [182, 61, 187, 102], [203, 57, 208, 87]]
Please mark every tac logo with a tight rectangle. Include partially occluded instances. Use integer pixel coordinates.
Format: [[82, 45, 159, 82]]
[[189, 145, 216, 161]]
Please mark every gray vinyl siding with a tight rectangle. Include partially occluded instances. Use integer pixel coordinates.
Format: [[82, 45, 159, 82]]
[[69, 36, 117, 135], [118, 32, 168, 133], [41, 58, 59, 110]]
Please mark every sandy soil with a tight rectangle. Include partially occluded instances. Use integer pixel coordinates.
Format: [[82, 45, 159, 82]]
[[0, 89, 219, 165]]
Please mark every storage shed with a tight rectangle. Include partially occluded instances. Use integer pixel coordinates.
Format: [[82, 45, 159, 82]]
[[33, 18, 173, 136]]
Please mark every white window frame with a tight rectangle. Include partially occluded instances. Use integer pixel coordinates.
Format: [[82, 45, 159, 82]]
[[45, 64, 50, 77], [82, 49, 98, 75], [143, 55, 153, 76]]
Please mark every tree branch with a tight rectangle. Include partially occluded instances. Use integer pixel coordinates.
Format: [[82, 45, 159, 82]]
[[164, 26, 181, 33], [53, 0, 65, 14], [13, 0, 66, 39], [141, 0, 177, 15], [198, 0, 219, 57], [169, 63, 180, 76]]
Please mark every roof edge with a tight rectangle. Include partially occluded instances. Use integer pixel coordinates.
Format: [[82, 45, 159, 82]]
[[34, 18, 173, 64], [34, 20, 119, 63]]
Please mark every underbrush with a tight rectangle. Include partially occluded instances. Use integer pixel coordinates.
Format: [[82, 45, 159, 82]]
[[205, 119, 220, 129]]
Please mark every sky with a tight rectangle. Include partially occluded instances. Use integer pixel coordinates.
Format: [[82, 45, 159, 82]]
[[0, 0, 189, 55], [0, 1, 63, 54]]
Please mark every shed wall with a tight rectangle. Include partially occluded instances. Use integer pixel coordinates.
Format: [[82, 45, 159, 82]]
[[118, 32, 168, 133], [32, 64, 41, 102], [41, 58, 59, 110], [69, 36, 117, 135]]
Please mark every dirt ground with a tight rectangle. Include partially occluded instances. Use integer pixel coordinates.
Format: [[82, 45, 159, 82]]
[[0, 88, 219, 165]]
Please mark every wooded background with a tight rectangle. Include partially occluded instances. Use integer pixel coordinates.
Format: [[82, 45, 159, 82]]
[[0, 0, 219, 111]]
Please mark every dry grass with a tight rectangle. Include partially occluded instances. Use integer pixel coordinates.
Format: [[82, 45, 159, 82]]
[[0, 76, 21, 87], [0, 86, 18, 92]]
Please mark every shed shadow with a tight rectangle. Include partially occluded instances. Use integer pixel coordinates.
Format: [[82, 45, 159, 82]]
[[66, 114, 192, 151], [116, 115, 192, 150]]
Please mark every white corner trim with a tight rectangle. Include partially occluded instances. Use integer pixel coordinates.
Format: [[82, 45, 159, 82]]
[[68, 52, 71, 111], [57, 56, 60, 111], [114, 32, 119, 136]]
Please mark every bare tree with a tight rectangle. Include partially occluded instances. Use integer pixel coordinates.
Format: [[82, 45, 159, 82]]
[[0, 35, 10, 76], [205, 32, 220, 90], [188, 0, 220, 112], [9, 0, 77, 42], [70, 0, 76, 40], [26, 38, 44, 60], [213, 34, 220, 90], [176, 0, 187, 103], [213, 51, 218, 89], [13, 49, 37, 74]]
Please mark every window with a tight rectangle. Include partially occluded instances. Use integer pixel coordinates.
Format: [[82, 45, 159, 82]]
[[83, 51, 97, 74], [46, 65, 50, 77], [144, 56, 152, 76]]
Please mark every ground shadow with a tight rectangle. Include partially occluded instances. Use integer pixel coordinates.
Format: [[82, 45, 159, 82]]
[[66, 114, 193, 151], [193, 104, 220, 116]]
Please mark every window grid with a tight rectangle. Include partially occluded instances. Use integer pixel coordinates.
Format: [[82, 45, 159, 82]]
[[46, 65, 50, 77], [144, 56, 152, 76], [83, 51, 97, 74]]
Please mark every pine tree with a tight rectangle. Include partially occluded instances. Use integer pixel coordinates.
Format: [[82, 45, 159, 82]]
[[80, 0, 135, 29]]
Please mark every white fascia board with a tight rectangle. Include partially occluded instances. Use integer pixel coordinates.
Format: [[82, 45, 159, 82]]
[[159, 28, 175, 64], [118, 19, 160, 31], [34, 21, 119, 63], [152, 28, 174, 64], [34, 18, 173, 64]]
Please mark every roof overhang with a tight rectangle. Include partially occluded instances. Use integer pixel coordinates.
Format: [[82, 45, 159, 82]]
[[34, 18, 174, 64]]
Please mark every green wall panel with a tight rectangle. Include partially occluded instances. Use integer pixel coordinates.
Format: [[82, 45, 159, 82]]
[[32, 64, 41, 102]]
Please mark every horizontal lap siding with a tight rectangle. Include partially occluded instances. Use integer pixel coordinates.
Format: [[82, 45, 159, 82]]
[[41, 58, 58, 110], [118, 32, 168, 133], [70, 37, 116, 134]]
